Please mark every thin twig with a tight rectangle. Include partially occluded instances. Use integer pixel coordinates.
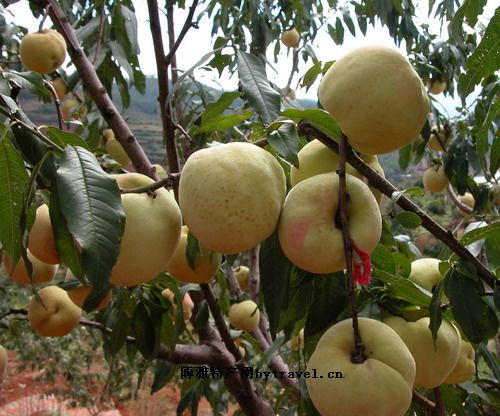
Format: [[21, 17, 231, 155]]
[[447, 185, 473, 215], [119, 173, 180, 194], [92, 3, 106, 67], [413, 390, 436, 412], [338, 133, 365, 363], [297, 121, 496, 289], [43, 79, 64, 129], [165, 0, 199, 67], [284, 48, 299, 93]]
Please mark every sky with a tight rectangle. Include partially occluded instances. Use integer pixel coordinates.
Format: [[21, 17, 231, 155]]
[[3, 1, 496, 114]]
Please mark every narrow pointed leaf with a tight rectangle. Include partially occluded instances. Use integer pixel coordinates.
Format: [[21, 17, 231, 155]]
[[49, 188, 84, 279], [458, 8, 500, 101], [447, 266, 499, 343], [282, 108, 341, 140], [268, 123, 299, 166], [44, 127, 89, 150], [237, 50, 280, 124], [0, 137, 29, 263], [260, 229, 293, 339]]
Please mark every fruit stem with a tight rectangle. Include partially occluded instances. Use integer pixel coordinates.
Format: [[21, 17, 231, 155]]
[[338, 133, 365, 364]]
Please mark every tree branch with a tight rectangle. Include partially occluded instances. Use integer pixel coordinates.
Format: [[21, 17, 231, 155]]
[[297, 121, 496, 289], [412, 389, 436, 412], [338, 133, 364, 363], [432, 387, 447, 416], [37, 0, 158, 179], [165, 0, 199, 68], [191, 288, 274, 416], [119, 173, 180, 194], [146, 0, 180, 178], [447, 185, 473, 215]]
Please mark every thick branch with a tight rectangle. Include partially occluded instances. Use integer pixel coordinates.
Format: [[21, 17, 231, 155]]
[[38, 0, 157, 179], [193, 288, 273, 416], [298, 121, 496, 289]]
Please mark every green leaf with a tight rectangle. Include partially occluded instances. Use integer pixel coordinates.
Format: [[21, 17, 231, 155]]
[[192, 112, 252, 135], [267, 123, 299, 166], [395, 211, 422, 229], [151, 360, 177, 394], [301, 61, 322, 90], [55, 146, 125, 292], [494, 281, 500, 311], [237, 50, 280, 124], [0, 94, 55, 175], [335, 17, 344, 44], [372, 269, 432, 307], [186, 230, 200, 271], [132, 302, 161, 359], [278, 268, 314, 334], [439, 384, 467, 416], [398, 143, 412, 170], [119, 4, 140, 55], [476, 99, 499, 161], [281, 108, 341, 140], [44, 126, 89, 150], [428, 282, 444, 344], [193, 299, 209, 331], [461, 222, 500, 245], [201, 91, 240, 124], [447, 266, 499, 343], [455, 0, 487, 29], [371, 245, 397, 274], [256, 334, 285, 368], [305, 272, 348, 337], [341, 8, 356, 36], [458, 8, 500, 102], [49, 188, 84, 280], [478, 343, 500, 383], [491, 135, 500, 177], [1, 70, 50, 101], [106, 292, 134, 356], [0, 137, 29, 264], [260, 229, 293, 339]]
